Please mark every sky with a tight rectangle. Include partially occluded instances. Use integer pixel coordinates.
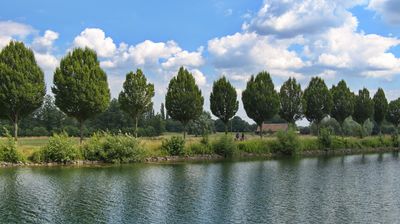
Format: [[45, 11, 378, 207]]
[[0, 0, 400, 124]]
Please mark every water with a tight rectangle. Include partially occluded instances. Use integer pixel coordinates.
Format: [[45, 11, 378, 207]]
[[1, 153, 400, 223]]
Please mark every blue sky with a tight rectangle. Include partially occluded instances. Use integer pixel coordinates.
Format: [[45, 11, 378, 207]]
[[0, 0, 400, 123]]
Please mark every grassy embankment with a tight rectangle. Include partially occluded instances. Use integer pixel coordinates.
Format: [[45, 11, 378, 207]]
[[0, 131, 399, 165]]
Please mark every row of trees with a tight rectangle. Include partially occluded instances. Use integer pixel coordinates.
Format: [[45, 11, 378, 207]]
[[1, 41, 400, 141]]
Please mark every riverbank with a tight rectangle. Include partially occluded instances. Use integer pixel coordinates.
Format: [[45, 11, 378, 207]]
[[1, 146, 398, 168]]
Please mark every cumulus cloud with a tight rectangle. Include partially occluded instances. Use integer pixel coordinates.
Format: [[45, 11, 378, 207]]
[[208, 32, 305, 80], [73, 28, 117, 57], [0, 21, 36, 48], [368, 0, 400, 25], [191, 69, 207, 86], [32, 30, 59, 53], [243, 0, 366, 38]]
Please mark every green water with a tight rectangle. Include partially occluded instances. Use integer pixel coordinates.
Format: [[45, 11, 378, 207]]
[[1, 153, 400, 223]]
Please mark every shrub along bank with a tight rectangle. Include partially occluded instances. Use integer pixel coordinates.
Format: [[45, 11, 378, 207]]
[[1, 131, 400, 165]]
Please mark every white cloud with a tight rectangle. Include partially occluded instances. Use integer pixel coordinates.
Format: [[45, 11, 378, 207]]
[[191, 69, 207, 86], [32, 30, 59, 53], [243, 0, 366, 38], [0, 21, 36, 48], [73, 28, 117, 57], [161, 47, 204, 70], [368, 0, 400, 25]]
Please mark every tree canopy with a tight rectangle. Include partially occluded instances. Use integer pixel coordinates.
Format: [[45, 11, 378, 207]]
[[118, 69, 154, 137], [165, 67, 204, 138], [52, 47, 110, 142], [387, 98, 400, 128], [279, 77, 303, 125], [210, 76, 238, 134], [0, 41, 46, 140], [303, 77, 332, 132], [330, 80, 354, 125], [353, 88, 374, 124], [242, 71, 279, 137], [373, 88, 388, 129]]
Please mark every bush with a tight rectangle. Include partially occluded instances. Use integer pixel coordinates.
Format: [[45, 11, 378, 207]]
[[83, 133, 145, 163], [318, 128, 332, 150], [299, 126, 311, 135], [212, 135, 237, 157], [31, 127, 49, 136], [237, 139, 271, 154], [189, 143, 213, 155], [275, 129, 300, 155], [161, 136, 185, 156], [0, 133, 22, 162], [41, 133, 81, 163], [343, 117, 363, 137], [300, 138, 319, 151]]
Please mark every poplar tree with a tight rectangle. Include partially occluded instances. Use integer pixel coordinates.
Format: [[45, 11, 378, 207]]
[[242, 71, 279, 138], [303, 77, 332, 134], [210, 76, 238, 134], [165, 67, 204, 138], [330, 80, 355, 133], [118, 69, 154, 138], [353, 88, 374, 124], [373, 88, 388, 133], [52, 47, 110, 143], [279, 77, 303, 125], [387, 98, 400, 128], [0, 41, 46, 140]]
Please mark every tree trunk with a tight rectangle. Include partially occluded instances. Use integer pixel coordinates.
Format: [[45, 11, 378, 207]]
[[316, 122, 320, 136], [224, 122, 228, 135], [183, 123, 187, 139], [13, 114, 18, 141], [79, 120, 84, 144], [259, 124, 263, 139], [135, 116, 138, 138]]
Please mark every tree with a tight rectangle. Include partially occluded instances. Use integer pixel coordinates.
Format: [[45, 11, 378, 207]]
[[52, 47, 110, 143], [353, 88, 374, 124], [387, 98, 400, 128], [242, 71, 279, 138], [0, 41, 46, 140], [279, 77, 303, 125], [330, 80, 355, 133], [118, 69, 155, 138], [210, 76, 238, 134], [165, 67, 204, 138], [373, 88, 388, 133], [160, 103, 166, 120], [188, 111, 215, 136], [303, 77, 332, 134]]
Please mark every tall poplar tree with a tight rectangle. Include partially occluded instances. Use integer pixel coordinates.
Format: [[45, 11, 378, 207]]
[[279, 77, 303, 125], [242, 71, 279, 138], [373, 88, 388, 133], [165, 67, 204, 138], [118, 69, 154, 138], [387, 98, 400, 128], [303, 77, 332, 134], [210, 76, 238, 134], [0, 41, 46, 140], [330, 80, 355, 132], [353, 88, 374, 124], [52, 47, 110, 143]]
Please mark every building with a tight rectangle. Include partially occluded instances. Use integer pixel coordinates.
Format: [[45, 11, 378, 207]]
[[255, 123, 288, 134]]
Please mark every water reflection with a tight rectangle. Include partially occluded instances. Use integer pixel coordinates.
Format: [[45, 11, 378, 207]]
[[1, 153, 400, 223]]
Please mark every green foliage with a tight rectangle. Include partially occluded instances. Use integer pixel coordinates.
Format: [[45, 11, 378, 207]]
[[0, 131, 22, 162], [279, 77, 303, 124], [83, 133, 145, 163], [41, 133, 81, 163], [187, 111, 215, 136], [275, 129, 300, 155], [342, 117, 363, 137], [311, 118, 341, 135], [237, 139, 272, 154], [353, 88, 374, 124], [300, 138, 319, 151], [161, 136, 186, 156], [212, 135, 237, 157], [52, 47, 110, 141], [373, 88, 388, 127], [387, 98, 400, 128], [330, 80, 354, 125], [165, 67, 204, 138], [210, 76, 238, 133], [0, 41, 46, 139], [318, 128, 332, 150], [118, 69, 155, 137], [363, 119, 374, 136], [303, 77, 333, 130], [242, 71, 279, 135], [214, 116, 254, 132]]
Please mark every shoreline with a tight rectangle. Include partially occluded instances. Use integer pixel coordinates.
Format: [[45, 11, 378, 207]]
[[1, 147, 398, 168]]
